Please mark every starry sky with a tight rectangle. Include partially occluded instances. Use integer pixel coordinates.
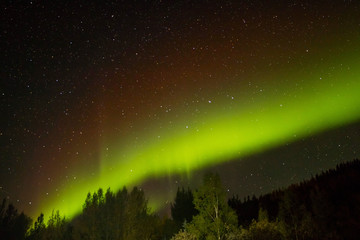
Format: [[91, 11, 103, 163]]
[[1, 0, 360, 220]]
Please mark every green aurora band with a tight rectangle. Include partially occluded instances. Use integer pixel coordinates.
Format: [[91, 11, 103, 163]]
[[36, 58, 360, 220]]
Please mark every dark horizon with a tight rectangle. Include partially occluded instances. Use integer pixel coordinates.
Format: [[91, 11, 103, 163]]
[[2, 158, 360, 239]]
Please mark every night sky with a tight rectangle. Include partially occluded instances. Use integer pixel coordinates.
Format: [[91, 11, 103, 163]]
[[1, 0, 360, 220]]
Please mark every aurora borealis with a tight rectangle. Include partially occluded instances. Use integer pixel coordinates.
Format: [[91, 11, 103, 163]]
[[1, 1, 360, 220]]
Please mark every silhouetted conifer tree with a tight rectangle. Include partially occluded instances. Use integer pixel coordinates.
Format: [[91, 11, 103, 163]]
[[0, 198, 32, 240], [171, 187, 198, 228]]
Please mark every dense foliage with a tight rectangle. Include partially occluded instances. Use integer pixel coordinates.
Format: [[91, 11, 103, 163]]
[[0, 199, 32, 240], [229, 159, 360, 239], [1, 159, 360, 239]]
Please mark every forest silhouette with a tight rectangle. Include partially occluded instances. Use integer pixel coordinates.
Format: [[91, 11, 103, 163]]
[[1, 159, 360, 240]]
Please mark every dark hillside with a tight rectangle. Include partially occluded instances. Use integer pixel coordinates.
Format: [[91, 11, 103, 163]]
[[229, 159, 360, 239]]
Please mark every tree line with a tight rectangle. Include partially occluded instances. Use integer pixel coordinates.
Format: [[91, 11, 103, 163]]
[[1, 159, 360, 239]]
